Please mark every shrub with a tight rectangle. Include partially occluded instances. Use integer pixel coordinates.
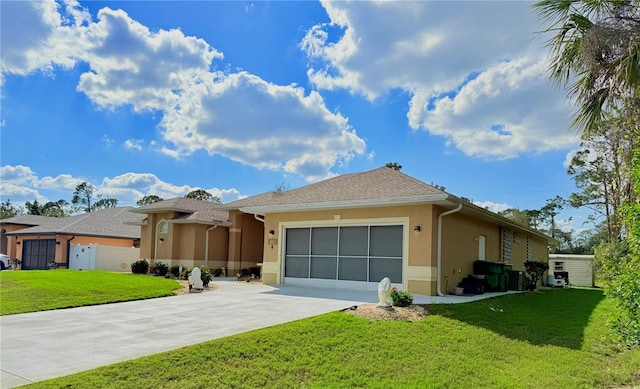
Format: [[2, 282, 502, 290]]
[[200, 266, 213, 287], [154, 262, 169, 277], [212, 267, 223, 277], [524, 260, 549, 291], [131, 259, 149, 274], [390, 287, 413, 307], [183, 266, 213, 287], [169, 265, 180, 278], [249, 266, 261, 278]]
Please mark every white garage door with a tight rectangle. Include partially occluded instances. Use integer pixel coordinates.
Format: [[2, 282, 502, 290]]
[[283, 225, 403, 289]]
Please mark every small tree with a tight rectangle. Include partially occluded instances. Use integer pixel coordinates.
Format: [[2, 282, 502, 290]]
[[72, 182, 94, 213], [0, 199, 21, 219], [524, 260, 549, 291], [136, 195, 163, 206], [185, 189, 220, 203]]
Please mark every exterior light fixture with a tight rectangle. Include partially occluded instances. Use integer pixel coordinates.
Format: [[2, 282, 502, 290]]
[[413, 226, 421, 232]]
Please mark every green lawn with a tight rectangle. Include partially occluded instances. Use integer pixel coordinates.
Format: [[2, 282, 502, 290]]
[[0, 270, 182, 315], [25, 288, 640, 388]]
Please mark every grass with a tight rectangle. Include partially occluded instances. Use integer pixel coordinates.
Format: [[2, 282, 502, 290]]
[[25, 288, 640, 389], [0, 270, 182, 315]]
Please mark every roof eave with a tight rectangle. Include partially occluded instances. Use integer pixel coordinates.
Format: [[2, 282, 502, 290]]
[[169, 220, 232, 227], [129, 207, 195, 214], [240, 194, 451, 214]]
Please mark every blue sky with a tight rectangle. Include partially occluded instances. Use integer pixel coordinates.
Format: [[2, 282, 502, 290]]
[[1, 1, 586, 229]]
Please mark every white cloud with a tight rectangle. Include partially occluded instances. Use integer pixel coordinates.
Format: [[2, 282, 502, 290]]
[[0, 165, 37, 184], [124, 139, 144, 151], [473, 200, 512, 213], [303, 1, 579, 159], [0, 166, 245, 207], [0, 2, 366, 180]]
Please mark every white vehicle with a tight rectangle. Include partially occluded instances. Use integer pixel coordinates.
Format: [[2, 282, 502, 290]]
[[0, 254, 9, 270]]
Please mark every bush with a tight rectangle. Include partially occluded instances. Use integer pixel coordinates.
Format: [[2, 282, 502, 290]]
[[212, 267, 223, 277], [390, 287, 413, 307], [154, 262, 169, 277], [524, 260, 549, 291], [169, 265, 180, 278], [183, 266, 213, 287], [249, 266, 261, 278], [131, 259, 149, 274]]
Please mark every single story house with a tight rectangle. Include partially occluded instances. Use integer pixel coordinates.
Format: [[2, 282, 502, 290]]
[[219, 167, 555, 296], [125, 197, 264, 273], [548, 254, 594, 287], [1, 207, 144, 270]]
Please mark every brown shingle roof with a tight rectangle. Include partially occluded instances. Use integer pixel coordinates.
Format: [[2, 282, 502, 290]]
[[0, 214, 59, 227], [131, 197, 230, 225], [4, 207, 144, 239], [223, 167, 447, 211]]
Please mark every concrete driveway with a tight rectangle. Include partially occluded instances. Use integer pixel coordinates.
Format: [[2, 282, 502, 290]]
[[1, 279, 510, 388]]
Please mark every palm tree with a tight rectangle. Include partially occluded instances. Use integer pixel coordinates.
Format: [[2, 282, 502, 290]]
[[534, 0, 640, 134]]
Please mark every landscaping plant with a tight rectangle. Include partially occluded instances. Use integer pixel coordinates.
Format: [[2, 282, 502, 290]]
[[153, 261, 169, 277], [390, 286, 413, 307], [524, 260, 549, 291], [130, 259, 149, 274]]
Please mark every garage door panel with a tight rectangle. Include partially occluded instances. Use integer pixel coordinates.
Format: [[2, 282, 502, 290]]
[[370, 257, 402, 283], [286, 229, 310, 255], [370, 226, 403, 257], [310, 256, 337, 279], [338, 257, 367, 281], [284, 256, 309, 278], [339, 227, 368, 256], [311, 227, 338, 255]]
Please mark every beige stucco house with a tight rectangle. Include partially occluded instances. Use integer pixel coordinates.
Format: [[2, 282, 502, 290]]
[[220, 167, 554, 296], [126, 198, 264, 273], [1, 207, 143, 270]]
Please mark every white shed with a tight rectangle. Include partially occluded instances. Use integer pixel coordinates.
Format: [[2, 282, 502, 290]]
[[548, 254, 594, 287]]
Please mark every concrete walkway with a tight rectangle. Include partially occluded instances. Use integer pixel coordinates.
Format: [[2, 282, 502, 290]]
[[0, 280, 513, 388]]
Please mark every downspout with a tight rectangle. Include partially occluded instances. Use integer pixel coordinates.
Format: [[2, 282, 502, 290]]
[[204, 225, 218, 267], [254, 214, 265, 223], [437, 203, 463, 296], [65, 236, 75, 268]]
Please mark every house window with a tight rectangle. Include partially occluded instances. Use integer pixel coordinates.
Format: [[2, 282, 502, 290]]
[[502, 228, 512, 262], [554, 261, 564, 271], [158, 221, 169, 234], [526, 237, 534, 260]]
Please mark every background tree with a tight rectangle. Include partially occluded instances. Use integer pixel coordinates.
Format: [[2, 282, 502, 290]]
[[72, 182, 95, 213], [136, 195, 164, 206], [0, 200, 22, 219], [184, 189, 221, 204], [93, 198, 118, 210], [72, 182, 118, 212], [273, 180, 290, 194], [385, 162, 402, 171]]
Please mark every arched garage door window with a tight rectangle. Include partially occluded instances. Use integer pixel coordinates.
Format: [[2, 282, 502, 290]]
[[284, 225, 403, 285]]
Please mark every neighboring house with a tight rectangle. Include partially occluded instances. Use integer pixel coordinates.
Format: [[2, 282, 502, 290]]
[[548, 254, 594, 287], [221, 167, 555, 296], [1, 207, 143, 270], [126, 198, 261, 272]]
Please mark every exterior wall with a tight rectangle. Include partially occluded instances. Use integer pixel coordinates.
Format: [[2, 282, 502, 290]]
[[262, 204, 437, 295], [226, 211, 265, 275], [12, 234, 136, 269], [438, 210, 501, 294], [207, 227, 229, 270], [549, 255, 594, 287], [1, 224, 33, 260]]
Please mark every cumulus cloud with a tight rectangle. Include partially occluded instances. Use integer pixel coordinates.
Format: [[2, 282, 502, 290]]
[[0, 1, 366, 180], [303, 1, 579, 159], [0, 166, 245, 206], [473, 200, 512, 213]]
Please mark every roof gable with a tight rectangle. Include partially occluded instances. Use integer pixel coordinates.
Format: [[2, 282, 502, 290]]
[[131, 197, 230, 225]]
